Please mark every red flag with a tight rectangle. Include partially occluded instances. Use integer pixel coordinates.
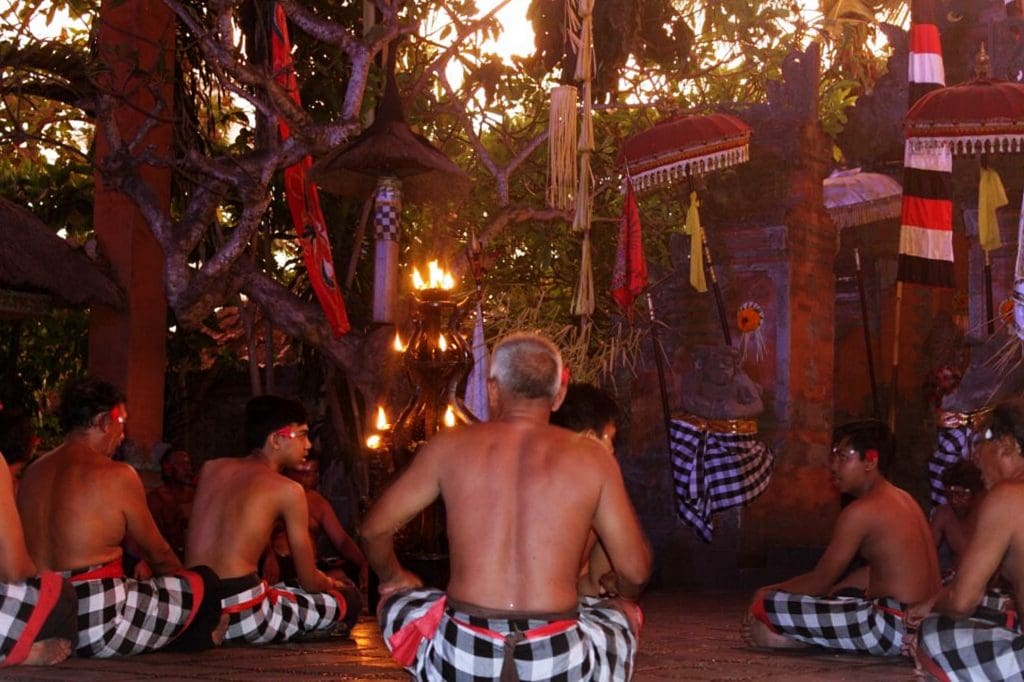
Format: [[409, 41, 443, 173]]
[[271, 5, 351, 336], [611, 179, 648, 320]]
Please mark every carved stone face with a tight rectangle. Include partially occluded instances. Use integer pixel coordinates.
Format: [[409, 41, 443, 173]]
[[695, 346, 739, 387]]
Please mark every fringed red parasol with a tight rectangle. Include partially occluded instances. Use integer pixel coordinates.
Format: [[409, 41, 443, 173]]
[[621, 113, 751, 192]]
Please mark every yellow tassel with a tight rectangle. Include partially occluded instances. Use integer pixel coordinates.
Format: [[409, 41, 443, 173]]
[[572, 230, 595, 316], [685, 191, 708, 292], [547, 85, 577, 210], [979, 167, 1008, 252]]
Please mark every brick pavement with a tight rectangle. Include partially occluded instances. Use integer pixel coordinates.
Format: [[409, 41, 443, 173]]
[[1, 590, 919, 681]]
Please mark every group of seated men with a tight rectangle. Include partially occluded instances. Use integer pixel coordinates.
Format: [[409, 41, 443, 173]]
[[1, 376, 363, 664], [745, 405, 1024, 680], [0, 331, 654, 680]]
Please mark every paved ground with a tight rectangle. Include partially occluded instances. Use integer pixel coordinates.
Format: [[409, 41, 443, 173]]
[[2, 590, 919, 681]]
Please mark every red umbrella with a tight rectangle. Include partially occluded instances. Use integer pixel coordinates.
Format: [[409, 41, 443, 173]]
[[904, 49, 1024, 334], [621, 113, 751, 192]]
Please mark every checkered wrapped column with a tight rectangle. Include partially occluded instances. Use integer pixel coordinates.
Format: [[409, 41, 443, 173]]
[[669, 417, 774, 543], [373, 176, 402, 323]]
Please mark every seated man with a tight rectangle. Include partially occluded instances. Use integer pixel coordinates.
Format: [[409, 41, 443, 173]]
[[0, 453, 77, 667], [146, 449, 196, 560], [910, 399, 1024, 679], [930, 459, 984, 581], [186, 395, 361, 644], [363, 332, 653, 681], [746, 419, 941, 656], [17, 376, 223, 658], [265, 453, 369, 592], [550, 382, 619, 598]]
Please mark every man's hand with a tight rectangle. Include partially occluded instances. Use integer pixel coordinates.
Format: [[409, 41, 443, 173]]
[[905, 594, 938, 631], [377, 568, 423, 602]]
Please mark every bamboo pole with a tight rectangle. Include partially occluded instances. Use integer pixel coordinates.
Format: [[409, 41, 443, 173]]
[[854, 249, 881, 419], [888, 281, 904, 431]]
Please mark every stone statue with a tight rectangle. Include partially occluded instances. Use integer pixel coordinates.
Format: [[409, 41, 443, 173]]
[[680, 345, 764, 420], [941, 329, 1024, 412]]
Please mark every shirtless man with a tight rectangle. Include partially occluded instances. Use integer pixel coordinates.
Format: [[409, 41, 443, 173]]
[[265, 454, 369, 591], [746, 419, 941, 656], [146, 449, 195, 560], [0, 453, 77, 666], [187, 395, 361, 644], [930, 459, 983, 580], [364, 333, 652, 681], [911, 399, 1024, 679], [17, 376, 222, 657]]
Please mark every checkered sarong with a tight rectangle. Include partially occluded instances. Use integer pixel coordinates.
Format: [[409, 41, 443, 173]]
[[752, 590, 907, 656], [917, 607, 1023, 681], [928, 426, 972, 507], [0, 573, 71, 667], [62, 559, 206, 657], [669, 418, 774, 542], [379, 588, 638, 681], [219, 574, 349, 644]]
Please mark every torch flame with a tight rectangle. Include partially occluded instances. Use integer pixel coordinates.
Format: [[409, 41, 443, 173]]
[[412, 260, 456, 291], [443, 405, 456, 427], [376, 406, 390, 430], [438, 333, 448, 351], [393, 332, 406, 352], [366, 434, 382, 449]]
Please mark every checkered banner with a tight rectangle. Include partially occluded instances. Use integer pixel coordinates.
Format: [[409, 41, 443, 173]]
[[928, 425, 971, 507], [669, 417, 774, 542], [374, 177, 402, 242]]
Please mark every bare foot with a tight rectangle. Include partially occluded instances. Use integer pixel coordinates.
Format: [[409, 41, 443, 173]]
[[211, 613, 230, 647], [742, 616, 808, 649], [22, 638, 71, 666]]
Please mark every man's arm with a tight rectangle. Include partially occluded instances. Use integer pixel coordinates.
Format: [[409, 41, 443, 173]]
[[590, 449, 652, 599], [929, 506, 949, 551], [120, 465, 183, 576], [0, 457, 35, 582], [310, 492, 369, 590], [361, 438, 444, 598], [934, 487, 1015, 617], [764, 505, 868, 597], [279, 482, 337, 593]]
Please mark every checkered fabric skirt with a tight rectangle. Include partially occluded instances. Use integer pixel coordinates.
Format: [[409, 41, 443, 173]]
[[917, 608, 1023, 681], [379, 588, 638, 681], [0, 573, 70, 667], [63, 561, 204, 657], [219, 574, 347, 644], [669, 418, 774, 542], [752, 590, 907, 656], [928, 426, 972, 507]]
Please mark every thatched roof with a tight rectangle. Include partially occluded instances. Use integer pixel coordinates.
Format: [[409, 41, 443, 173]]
[[0, 197, 124, 312]]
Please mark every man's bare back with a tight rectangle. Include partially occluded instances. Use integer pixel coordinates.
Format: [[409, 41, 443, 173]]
[[19, 441, 180, 575]]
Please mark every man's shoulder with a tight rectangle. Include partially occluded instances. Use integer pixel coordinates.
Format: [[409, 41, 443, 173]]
[[980, 479, 1024, 511]]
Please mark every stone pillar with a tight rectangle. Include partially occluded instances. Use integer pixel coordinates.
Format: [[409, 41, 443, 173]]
[[88, 0, 174, 462], [741, 43, 839, 558]]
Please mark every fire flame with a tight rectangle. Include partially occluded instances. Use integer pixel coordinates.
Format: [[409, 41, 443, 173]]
[[376, 406, 390, 430], [438, 333, 448, 351], [366, 434, 382, 449], [411, 260, 455, 291], [443, 405, 456, 427], [393, 332, 406, 352]]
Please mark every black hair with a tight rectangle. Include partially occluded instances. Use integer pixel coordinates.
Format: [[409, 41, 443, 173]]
[[550, 383, 618, 434], [58, 376, 126, 433], [831, 419, 894, 467], [159, 449, 191, 483], [941, 459, 983, 492], [984, 398, 1024, 458], [0, 408, 34, 464], [245, 395, 308, 451]]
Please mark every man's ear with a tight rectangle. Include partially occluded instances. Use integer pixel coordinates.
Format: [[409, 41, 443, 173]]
[[550, 380, 568, 412], [487, 378, 500, 411]]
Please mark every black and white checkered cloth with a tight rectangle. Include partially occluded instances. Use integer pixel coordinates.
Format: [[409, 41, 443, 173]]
[[0, 573, 71, 667], [752, 589, 907, 656], [669, 418, 774, 542], [219, 574, 349, 644], [916, 608, 1023, 681], [379, 588, 639, 681], [928, 426, 972, 507], [63, 561, 205, 658]]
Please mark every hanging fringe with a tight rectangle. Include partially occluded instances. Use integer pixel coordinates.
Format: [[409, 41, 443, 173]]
[[572, 230, 595, 316], [547, 85, 577, 210]]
